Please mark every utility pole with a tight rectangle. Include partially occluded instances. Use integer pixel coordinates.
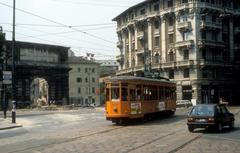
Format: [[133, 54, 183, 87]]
[[12, 0, 16, 123]]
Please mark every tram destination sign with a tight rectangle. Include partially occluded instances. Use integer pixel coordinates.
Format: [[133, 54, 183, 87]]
[[3, 71, 12, 84]]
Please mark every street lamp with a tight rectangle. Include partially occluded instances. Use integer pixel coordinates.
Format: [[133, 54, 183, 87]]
[[11, 0, 16, 123]]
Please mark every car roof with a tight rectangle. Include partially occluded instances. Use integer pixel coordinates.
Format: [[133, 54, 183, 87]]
[[195, 104, 226, 107], [195, 104, 217, 106]]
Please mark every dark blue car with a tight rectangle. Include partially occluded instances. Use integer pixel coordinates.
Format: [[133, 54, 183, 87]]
[[187, 104, 234, 132]]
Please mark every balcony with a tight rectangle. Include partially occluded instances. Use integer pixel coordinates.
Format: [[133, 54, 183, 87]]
[[135, 14, 147, 22], [175, 3, 190, 12], [199, 59, 232, 67], [161, 61, 176, 69], [152, 63, 160, 69], [137, 31, 144, 40], [198, 40, 225, 48], [149, 11, 160, 18], [161, 7, 174, 15], [196, 2, 222, 12], [168, 26, 174, 32], [136, 49, 144, 55], [116, 54, 124, 63], [234, 27, 240, 35], [176, 60, 194, 67], [117, 41, 123, 48], [175, 40, 194, 48], [154, 29, 160, 35], [134, 64, 144, 72], [177, 22, 191, 31], [200, 21, 222, 29]]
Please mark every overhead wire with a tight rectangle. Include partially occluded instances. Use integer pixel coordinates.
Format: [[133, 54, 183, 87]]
[[16, 25, 115, 38], [3, 30, 117, 57], [41, 0, 131, 7], [0, 22, 116, 28], [0, 1, 116, 45], [16, 25, 115, 49]]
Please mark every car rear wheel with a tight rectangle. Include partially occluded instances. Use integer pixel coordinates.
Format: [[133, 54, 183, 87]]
[[217, 123, 223, 132], [188, 126, 194, 132], [230, 120, 234, 129]]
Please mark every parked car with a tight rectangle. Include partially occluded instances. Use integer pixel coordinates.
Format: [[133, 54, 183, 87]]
[[176, 100, 192, 108], [187, 104, 234, 132]]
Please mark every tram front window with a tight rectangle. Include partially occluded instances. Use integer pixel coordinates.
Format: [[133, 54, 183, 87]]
[[111, 88, 120, 101]]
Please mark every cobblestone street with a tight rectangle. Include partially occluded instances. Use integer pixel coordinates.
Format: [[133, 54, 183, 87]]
[[0, 107, 239, 153]]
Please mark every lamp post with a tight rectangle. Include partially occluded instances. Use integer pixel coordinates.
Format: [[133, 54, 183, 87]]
[[11, 0, 16, 123]]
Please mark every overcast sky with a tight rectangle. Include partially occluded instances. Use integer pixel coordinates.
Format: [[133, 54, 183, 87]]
[[0, 0, 142, 60]]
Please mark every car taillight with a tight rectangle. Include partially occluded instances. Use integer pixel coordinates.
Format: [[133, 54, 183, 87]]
[[208, 117, 215, 122], [188, 117, 194, 122]]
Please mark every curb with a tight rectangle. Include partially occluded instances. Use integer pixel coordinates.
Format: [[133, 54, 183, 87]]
[[0, 124, 22, 131]]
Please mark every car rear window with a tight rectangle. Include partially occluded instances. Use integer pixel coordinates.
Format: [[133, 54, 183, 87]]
[[190, 105, 214, 116]]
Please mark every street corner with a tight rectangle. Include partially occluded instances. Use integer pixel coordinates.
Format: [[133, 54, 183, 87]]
[[0, 118, 22, 131]]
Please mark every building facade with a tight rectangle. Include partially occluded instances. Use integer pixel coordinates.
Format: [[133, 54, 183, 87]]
[[96, 60, 119, 106], [96, 60, 119, 77], [113, 0, 240, 105], [68, 57, 100, 106]]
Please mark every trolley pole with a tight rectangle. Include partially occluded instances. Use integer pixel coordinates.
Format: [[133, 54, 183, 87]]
[[12, 0, 16, 124]]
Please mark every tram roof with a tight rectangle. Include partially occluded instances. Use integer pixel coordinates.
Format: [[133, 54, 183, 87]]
[[105, 76, 175, 85]]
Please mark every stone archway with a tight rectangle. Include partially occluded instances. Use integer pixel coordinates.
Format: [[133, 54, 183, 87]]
[[30, 78, 49, 107]]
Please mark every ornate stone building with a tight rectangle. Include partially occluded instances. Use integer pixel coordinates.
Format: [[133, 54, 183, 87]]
[[113, 0, 240, 104]]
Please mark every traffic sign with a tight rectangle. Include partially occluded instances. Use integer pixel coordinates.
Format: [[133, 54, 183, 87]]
[[3, 71, 12, 84]]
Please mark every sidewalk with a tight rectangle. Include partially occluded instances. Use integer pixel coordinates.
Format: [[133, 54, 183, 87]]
[[0, 118, 22, 130]]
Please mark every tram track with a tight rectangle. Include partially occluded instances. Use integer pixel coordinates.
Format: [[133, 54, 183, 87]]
[[5, 110, 194, 153], [125, 130, 180, 153], [167, 134, 202, 153], [7, 125, 126, 153], [124, 127, 202, 153]]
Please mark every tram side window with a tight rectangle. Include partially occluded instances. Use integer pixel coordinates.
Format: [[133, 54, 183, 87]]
[[153, 86, 158, 100], [159, 87, 165, 100], [165, 87, 174, 99], [130, 89, 136, 101], [111, 88, 120, 101], [165, 87, 170, 99], [136, 85, 142, 100], [143, 86, 156, 100], [121, 88, 128, 101], [143, 86, 148, 100]]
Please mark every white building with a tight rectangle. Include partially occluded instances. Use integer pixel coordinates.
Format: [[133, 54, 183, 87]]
[[68, 57, 100, 106], [113, 0, 240, 105]]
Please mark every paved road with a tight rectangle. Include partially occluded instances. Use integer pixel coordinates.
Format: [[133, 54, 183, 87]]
[[0, 107, 239, 153]]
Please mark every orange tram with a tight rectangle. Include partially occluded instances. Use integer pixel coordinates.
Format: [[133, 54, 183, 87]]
[[105, 76, 176, 124]]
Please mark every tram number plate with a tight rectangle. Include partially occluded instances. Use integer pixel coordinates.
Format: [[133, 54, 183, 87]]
[[131, 103, 141, 114], [158, 102, 165, 111]]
